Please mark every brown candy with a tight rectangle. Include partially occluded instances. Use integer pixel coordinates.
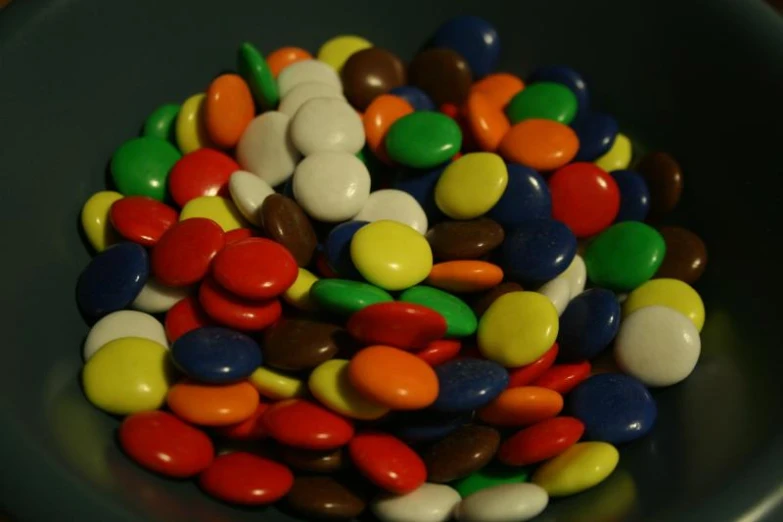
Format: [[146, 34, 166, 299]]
[[636, 152, 683, 217], [655, 226, 708, 284], [421, 425, 500, 483], [472, 282, 524, 316], [279, 446, 345, 474], [426, 218, 505, 261], [341, 47, 406, 111], [286, 476, 366, 520], [260, 194, 317, 267], [263, 318, 352, 371], [408, 48, 473, 107]]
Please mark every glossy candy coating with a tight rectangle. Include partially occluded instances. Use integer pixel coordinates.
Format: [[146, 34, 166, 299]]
[[83, 310, 167, 361], [280, 446, 344, 474], [533, 361, 591, 394], [263, 318, 346, 371], [464, 91, 510, 151], [282, 267, 320, 311], [237, 42, 279, 110], [408, 49, 473, 107], [478, 386, 563, 427], [293, 151, 371, 221], [623, 278, 705, 331], [236, 112, 301, 187], [415, 339, 462, 366], [286, 476, 367, 520], [549, 162, 620, 237], [168, 149, 239, 207], [176, 93, 214, 154], [204, 74, 255, 149], [427, 260, 504, 293], [263, 399, 354, 450], [211, 238, 297, 300], [385, 112, 462, 169], [585, 222, 666, 291], [277, 59, 342, 98], [430, 16, 499, 78], [109, 196, 177, 247], [215, 402, 269, 440], [151, 218, 225, 287], [143, 103, 180, 141], [487, 164, 551, 228], [199, 452, 293, 505], [81, 191, 123, 252], [435, 153, 508, 219], [342, 47, 406, 111], [595, 133, 632, 172], [249, 367, 307, 400], [76, 242, 148, 318], [399, 286, 477, 338], [325, 220, 368, 279], [165, 296, 214, 342], [354, 189, 429, 234], [309, 359, 390, 420], [612, 169, 651, 222], [349, 432, 427, 494], [348, 302, 448, 350], [179, 196, 249, 232], [363, 95, 414, 163], [318, 35, 372, 71], [422, 425, 500, 483], [572, 112, 618, 161], [557, 289, 621, 361], [635, 151, 683, 217], [506, 82, 578, 124], [455, 483, 549, 522], [171, 327, 261, 383], [498, 416, 585, 466], [500, 219, 577, 284], [532, 442, 619, 497], [198, 277, 282, 331], [110, 137, 181, 201], [167, 380, 259, 426], [426, 218, 504, 261], [310, 279, 394, 316], [290, 98, 366, 156], [432, 358, 508, 412], [372, 483, 461, 522], [471, 73, 525, 110], [507, 344, 559, 388], [499, 119, 578, 172], [472, 281, 524, 317], [655, 226, 707, 284], [261, 194, 317, 267], [267, 46, 312, 77], [528, 65, 589, 115]]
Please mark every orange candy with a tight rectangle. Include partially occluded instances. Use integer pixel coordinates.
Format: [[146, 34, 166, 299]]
[[464, 91, 511, 152], [348, 346, 439, 410], [426, 260, 504, 293], [214, 402, 269, 440], [167, 380, 259, 426], [205, 74, 255, 149], [364, 95, 414, 163], [499, 119, 579, 171], [478, 386, 564, 427], [471, 73, 525, 110], [266, 47, 313, 78]]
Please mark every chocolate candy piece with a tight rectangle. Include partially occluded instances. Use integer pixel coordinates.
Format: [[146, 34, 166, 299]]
[[341, 48, 406, 111], [635, 152, 683, 217], [426, 218, 505, 261], [656, 226, 708, 284], [422, 425, 500, 483], [279, 446, 345, 474], [263, 319, 351, 371], [472, 282, 523, 317], [260, 194, 317, 267], [408, 48, 472, 106], [286, 476, 366, 520]]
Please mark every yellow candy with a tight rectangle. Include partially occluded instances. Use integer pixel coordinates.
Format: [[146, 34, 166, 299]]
[[435, 153, 508, 219], [309, 359, 389, 420], [283, 268, 319, 311], [179, 196, 249, 231], [350, 220, 433, 291], [317, 35, 372, 72], [176, 93, 213, 154], [623, 278, 705, 331], [82, 337, 173, 415], [595, 133, 631, 171], [81, 191, 123, 252], [250, 367, 306, 400], [478, 291, 559, 367], [532, 442, 619, 497]]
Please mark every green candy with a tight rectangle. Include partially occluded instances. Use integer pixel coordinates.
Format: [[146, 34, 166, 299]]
[[585, 222, 666, 291], [142, 103, 180, 142], [110, 137, 181, 201], [237, 42, 279, 110], [506, 82, 578, 124], [453, 466, 530, 497], [385, 112, 462, 169], [399, 285, 477, 337], [310, 279, 394, 316]]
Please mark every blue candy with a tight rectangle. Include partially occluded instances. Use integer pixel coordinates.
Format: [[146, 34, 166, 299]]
[[430, 16, 500, 78], [572, 112, 618, 161], [568, 373, 657, 444], [432, 358, 509, 412], [500, 219, 576, 284], [528, 65, 590, 117], [389, 86, 436, 111], [557, 289, 621, 361], [324, 220, 368, 279], [393, 166, 446, 224], [487, 164, 551, 228], [612, 170, 651, 222], [76, 242, 148, 319], [171, 327, 262, 383], [391, 410, 472, 442]]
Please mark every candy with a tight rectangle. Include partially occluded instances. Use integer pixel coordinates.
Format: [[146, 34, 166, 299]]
[[349, 432, 427, 494], [549, 162, 620, 237], [81, 191, 123, 252], [215, 402, 269, 440], [464, 91, 510, 152], [426, 218, 504, 261], [199, 452, 293, 505], [286, 476, 367, 519], [165, 296, 214, 342], [290, 97, 366, 156], [385, 112, 462, 169], [399, 286, 477, 338], [389, 85, 436, 111], [176, 93, 213, 153], [236, 112, 301, 187], [498, 416, 585, 466], [310, 279, 394, 316], [432, 358, 508, 412], [264, 398, 355, 450], [348, 302, 448, 350], [179, 196, 249, 232], [260, 193, 317, 267], [427, 260, 504, 293], [557, 289, 621, 361], [623, 278, 705, 331], [500, 219, 577, 284], [167, 379, 258, 426], [237, 42, 280, 110], [478, 386, 563, 427], [109, 196, 177, 247], [143, 103, 179, 141], [324, 220, 368, 279], [204, 74, 255, 149], [454, 467, 530, 498], [415, 339, 462, 366], [263, 319, 345, 371], [277, 59, 342, 97], [131, 278, 190, 314], [354, 189, 429, 234], [249, 366, 307, 400], [537, 277, 571, 316], [656, 226, 708, 284], [532, 361, 591, 394], [170, 327, 261, 383], [393, 166, 448, 224], [211, 237, 297, 299], [267, 47, 313, 77], [76, 242, 148, 318], [487, 164, 551, 228], [372, 483, 461, 522], [342, 47, 406, 110], [532, 442, 619, 497], [168, 149, 239, 207], [455, 483, 549, 522], [434, 152, 508, 219], [363, 94, 415, 163], [472, 281, 523, 317], [499, 119, 578, 171], [612, 169, 651, 222], [528, 65, 589, 115], [392, 410, 471, 443], [279, 81, 345, 117], [470, 73, 525, 110], [280, 446, 344, 474], [408, 49, 472, 106], [636, 151, 683, 217], [595, 132, 632, 171], [198, 277, 282, 331], [421, 425, 500, 483], [507, 344, 559, 388], [572, 112, 619, 161], [309, 359, 390, 420], [506, 82, 578, 124], [151, 218, 225, 287], [293, 151, 371, 221], [227, 170, 274, 227], [110, 137, 181, 201], [318, 35, 372, 71], [83, 310, 167, 361]]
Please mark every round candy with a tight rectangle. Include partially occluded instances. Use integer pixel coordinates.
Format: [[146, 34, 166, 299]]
[[499, 119, 578, 171], [263, 399, 355, 450], [399, 286, 477, 338], [349, 432, 427, 494], [434, 152, 508, 219], [585, 222, 666, 291], [342, 47, 406, 110], [500, 219, 577, 284], [293, 151, 371, 222], [324, 220, 368, 279], [391, 410, 471, 443], [83, 310, 167, 361], [389, 85, 436, 111], [549, 162, 620, 237], [250, 366, 307, 400], [317, 34, 372, 71], [119, 411, 214, 478], [291, 97, 365, 156], [528, 65, 589, 115], [422, 425, 500, 483], [614, 306, 701, 387], [310, 279, 394, 315], [280, 446, 344, 474], [478, 291, 559, 367], [282, 267, 320, 311], [455, 483, 549, 522], [427, 260, 504, 293], [143, 103, 179, 141], [532, 442, 619, 497], [165, 296, 214, 342], [167, 379, 259, 426], [81, 191, 123, 252], [533, 361, 592, 394], [506, 82, 578, 124], [211, 238, 297, 299], [487, 164, 551, 228], [656, 226, 707, 284], [464, 90, 510, 152], [82, 337, 172, 415], [426, 218, 504, 261], [385, 112, 462, 169], [131, 278, 190, 314], [214, 402, 269, 440], [227, 170, 274, 227], [309, 359, 390, 420], [263, 318, 346, 371], [432, 358, 508, 412], [498, 416, 585, 466], [279, 81, 345, 117], [612, 169, 650, 222], [109, 196, 177, 247], [261, 193, 317, 267], [171, 327, 261, 383], [236, 112, 301, 187], [277, 59, 343, 97], [267, 46, 312, 77], [372, 483, 461, 522], [237, 42, 279, 110], [110, 137, 181, 201], [348, 302, 447, 350], [471, 73, 525, 110], [199, 452, 293, 505], [393, 166, 447, 224], [636, 151, 683, 217], [408, 48, 472, 106], [363, 94, 414, 163], [151, 218, 225, 287], [507, 343, 559, 388], [198, 277, 281, 331], [595, 133, 632, 172], [478, 386, 563, 427], [176, 93, 214, 154], [454, 466, 530, 498], [558, 289, 621, 361], [286, 476, 366, 520], [430, 15, 499, 78], [354, 189, 429, 234], [537, 276, 571, 316], [572, 112, 618, 161], [348, 345, 439, 410], [415, 339, 462, 366], [204, 74, 254, 149], [624, 278, 705, 331], [76, 242, 148, 318], [179, 196, 249, 232], [169, 149, 239, 207], [472, 281, 524, 317]]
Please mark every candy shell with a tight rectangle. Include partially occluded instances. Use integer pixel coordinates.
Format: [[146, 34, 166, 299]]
[[498, 119, 578, 171], [168, 149, 239, 207], [573, 112, 619, 161], [318, 35, 372, 71], [506, 82, 578, 124], [655, 226, 707, 284], [267, 47, 312, 77], [532, 442, 619, 497], [455, 483, 549, 522], [81, 191, 123, 252], [498, 416, 584, 466], [143, 103, 179, 142], [471, 73, 525, 110], [199, 452, 293, 505], [286, 476, 367, 520], [310, 279, 394, 316], [391, 410, 471, 443], [385, 112, 462, 169], [227, 170, 274, 227], [426, 218, 504, 261], [471, 281, 524, 317], [528, 65, 589, 116], [350, 432, 426, 494], [415, 339, 462, 367], [348, 302, 447, 350], [636, 151, 683, 217], [131, 277, 190, 314], [165, 295, 214, 342], [623, 278, 705, 331], [389, 85, 436, 111], [309, 359, 390, 420], [263, 399, 355, 450], [364, 94, 414, 162], [507, 344, 559, 388], [392, 166, 448, 225], [421, 425, 500, 483], [399, 286, 477, 338], [432, 358, 508, 412], [557, 289, 621, 361], [354, 189, 429, 234], [249, 366, 307, 400], [487, 164, 551, 228], [110, 137, 181, 201], [76, 242, 148, 318], [291, 97, 366, 156], [478, 387, 563, 427], [171, 327, 261, 383], [176, 93, 214, 154], [277, 59, 342, 97], [293, 151, 371, 222], [585, 222, 666, 291], [236, 112, 301, 187], [324, 221, 368, 279], [408, 49, 472, 107], [500, 219, 576, 284], [179, 196, 249, 232], [198, 277, 282, 331], [279, 81, 345, 117], [167, 380, 259, 426], [372, 483, 460, 522], [532, 361, 591, 395], [211, 238, 297, 300], [549, 162, 620, 238], [282, 267, 320, 311], [430, 16, 499, 78], [280, 446, 344, 474], [261, 193, 318, 267], [205, 74, 255, 149], [263, 318, 347, 371], [214, 402, 269, 440], [595, 133, 632, 171], [434, 152, 508, 219], [465, 91, 510, 152], [453, 466, 530, 498], [342, 47, 406, 111], [427, 260, 503, 293], [83, 310, 167, 361], [237, 42, 279, 109], [151, 218, 225, 287]]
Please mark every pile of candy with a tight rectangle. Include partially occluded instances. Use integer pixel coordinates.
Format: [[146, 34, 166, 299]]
[[76, 15, 708, 522]]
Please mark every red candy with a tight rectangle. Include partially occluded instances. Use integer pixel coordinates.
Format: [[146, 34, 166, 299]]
[[199, 452, 293, 505], [165, 295, 215, 342], [507, 344, 559, 388], [199, 276, 282, 331], [211, 238, 298, 299], [118, 411, 214, 478], [263, 399, 355, 450], [167, 149, 240, 207], [347, 302, 448, 350], [109, 196, 178, 246], [152, 218, 226, 286], [549, 162, 620, 238], [224, 227, 256, 245], [532, 361, 592, 394], [498, 416, 585, 466], [215, 402, 270, 440], [349, 432, 426, 494], [415, 339, 462, 366]]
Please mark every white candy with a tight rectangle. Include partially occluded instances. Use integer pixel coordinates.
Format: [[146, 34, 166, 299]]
[[563, 254, 586, 298], [228, 170, 275, 226], [614, 305, 701, 387], [279, 81, 345, 117], [293, 152, 370, 222], [236, 112, 301, 187], [537, 276, 571, 315], [372, 483, 461, 522], [290, 97, 365, 156], [83, 310, 168, 361], [455, 483, 549, 522], [132, 278, 191, 314], [277, 59, 342, 97], [354, 189, 428, 234]]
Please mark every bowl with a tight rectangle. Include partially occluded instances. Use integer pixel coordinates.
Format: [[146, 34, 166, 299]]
[[2, 0, 783, 520]]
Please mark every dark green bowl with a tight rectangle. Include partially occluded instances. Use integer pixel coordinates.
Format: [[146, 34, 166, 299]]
[[2, 0, 783, 520]]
